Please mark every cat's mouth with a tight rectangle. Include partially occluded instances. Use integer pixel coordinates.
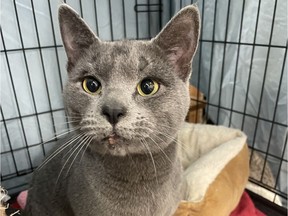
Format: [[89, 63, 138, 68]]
[[103, 132, 121, 149]]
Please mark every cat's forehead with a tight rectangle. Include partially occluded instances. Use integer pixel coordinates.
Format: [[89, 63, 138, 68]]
[[99, 41, 150, 69], [82, 40, 167, 80]]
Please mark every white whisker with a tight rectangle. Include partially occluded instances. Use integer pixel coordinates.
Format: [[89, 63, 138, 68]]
[[55, 134, 88, 184], [37, 131, 84, 171], [65, 136, 91, 177], [41, 127, 79, 145], [141, 125, 190, 153], [140, 139, 158, 185], [79, 136, 94, 162], [147, 136, 173, 165], [62, 133, 87, 159]]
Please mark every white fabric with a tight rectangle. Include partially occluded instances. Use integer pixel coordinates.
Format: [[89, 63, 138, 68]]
[[177, 123, 247, 202]]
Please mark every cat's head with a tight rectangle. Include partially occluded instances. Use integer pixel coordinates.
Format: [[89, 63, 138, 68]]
[[59, 4, 200, 156]]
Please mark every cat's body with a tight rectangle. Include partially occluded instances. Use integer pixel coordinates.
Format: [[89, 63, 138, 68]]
[[25, 4, 200, 216], [26, 133, 183, 216]]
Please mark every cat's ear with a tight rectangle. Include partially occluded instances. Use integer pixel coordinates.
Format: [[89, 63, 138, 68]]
[[58, 4, 100, 70], [152, 5, 200, 81]]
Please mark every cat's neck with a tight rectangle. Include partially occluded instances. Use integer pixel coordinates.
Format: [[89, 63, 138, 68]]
[[86, 141, 179, 183]]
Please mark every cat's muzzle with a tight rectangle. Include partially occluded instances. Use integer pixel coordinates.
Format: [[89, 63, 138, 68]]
[[105, 132, 120, 149]]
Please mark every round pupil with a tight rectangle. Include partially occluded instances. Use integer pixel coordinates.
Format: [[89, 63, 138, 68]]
[[141, 79, 154, 94], [86, 79, 99, 92]]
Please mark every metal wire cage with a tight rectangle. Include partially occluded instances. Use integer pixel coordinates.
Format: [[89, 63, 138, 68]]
[[1, 0, 287, 209]]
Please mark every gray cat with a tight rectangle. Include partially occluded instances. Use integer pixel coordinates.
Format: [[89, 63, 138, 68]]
[[25, 4, 200, 216]]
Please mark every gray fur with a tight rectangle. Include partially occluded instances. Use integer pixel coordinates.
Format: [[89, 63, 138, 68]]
[[25, 4, 200, 216]]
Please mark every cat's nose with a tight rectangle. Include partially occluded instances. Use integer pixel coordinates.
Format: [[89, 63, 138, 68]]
[[101, 104, 127, 125]]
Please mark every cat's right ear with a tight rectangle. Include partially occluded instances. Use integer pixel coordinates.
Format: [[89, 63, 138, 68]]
[[151, 5, 200, 82], [58, 4, 100, 71]]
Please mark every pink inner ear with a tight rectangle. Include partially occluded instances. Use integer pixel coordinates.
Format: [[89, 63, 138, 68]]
[[66, 37, 75, 51], [167, 47, 184, 64], [62, 24, 76, 51], [62, 24, 78, 63], [64, 35, 78, 64]]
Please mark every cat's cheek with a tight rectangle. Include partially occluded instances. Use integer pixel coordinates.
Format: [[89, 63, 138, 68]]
[[63, 84, 96, 120]]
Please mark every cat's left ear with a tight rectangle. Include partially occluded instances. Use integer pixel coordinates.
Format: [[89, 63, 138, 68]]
[[152, 5, 200, 81], [58, 4, 100, 71]]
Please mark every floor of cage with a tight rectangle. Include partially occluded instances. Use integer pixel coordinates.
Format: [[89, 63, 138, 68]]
[[247, 190, 287, 216]]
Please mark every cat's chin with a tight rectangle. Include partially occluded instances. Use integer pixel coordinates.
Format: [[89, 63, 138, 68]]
[[102, 134, 129, 156], [83, 126, 174, 156], [87, 135, 172, 158], [85, 134, 130, 157], [86, 135, 153, 157]]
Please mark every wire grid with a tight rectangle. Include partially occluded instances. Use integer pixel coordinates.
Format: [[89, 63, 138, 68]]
[[1, 0, 287, 207], [191, 0, 287, 206]]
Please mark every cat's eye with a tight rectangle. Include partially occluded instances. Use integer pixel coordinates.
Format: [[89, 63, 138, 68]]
[[82, 77, 101, 94], [137, 78, 159, 96]]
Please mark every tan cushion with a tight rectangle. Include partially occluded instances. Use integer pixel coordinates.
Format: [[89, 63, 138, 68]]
[[174, 123, 250, 216]]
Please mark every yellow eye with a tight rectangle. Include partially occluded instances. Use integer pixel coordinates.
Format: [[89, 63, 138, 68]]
[[137, 78, 159, 96], [82, 77, 101, 94]]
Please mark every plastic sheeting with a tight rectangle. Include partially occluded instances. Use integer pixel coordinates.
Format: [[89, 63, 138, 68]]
[[186, 0, 287, 206]]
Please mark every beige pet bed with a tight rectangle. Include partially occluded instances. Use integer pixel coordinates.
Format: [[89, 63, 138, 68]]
[[174, 123, 249, 216]]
